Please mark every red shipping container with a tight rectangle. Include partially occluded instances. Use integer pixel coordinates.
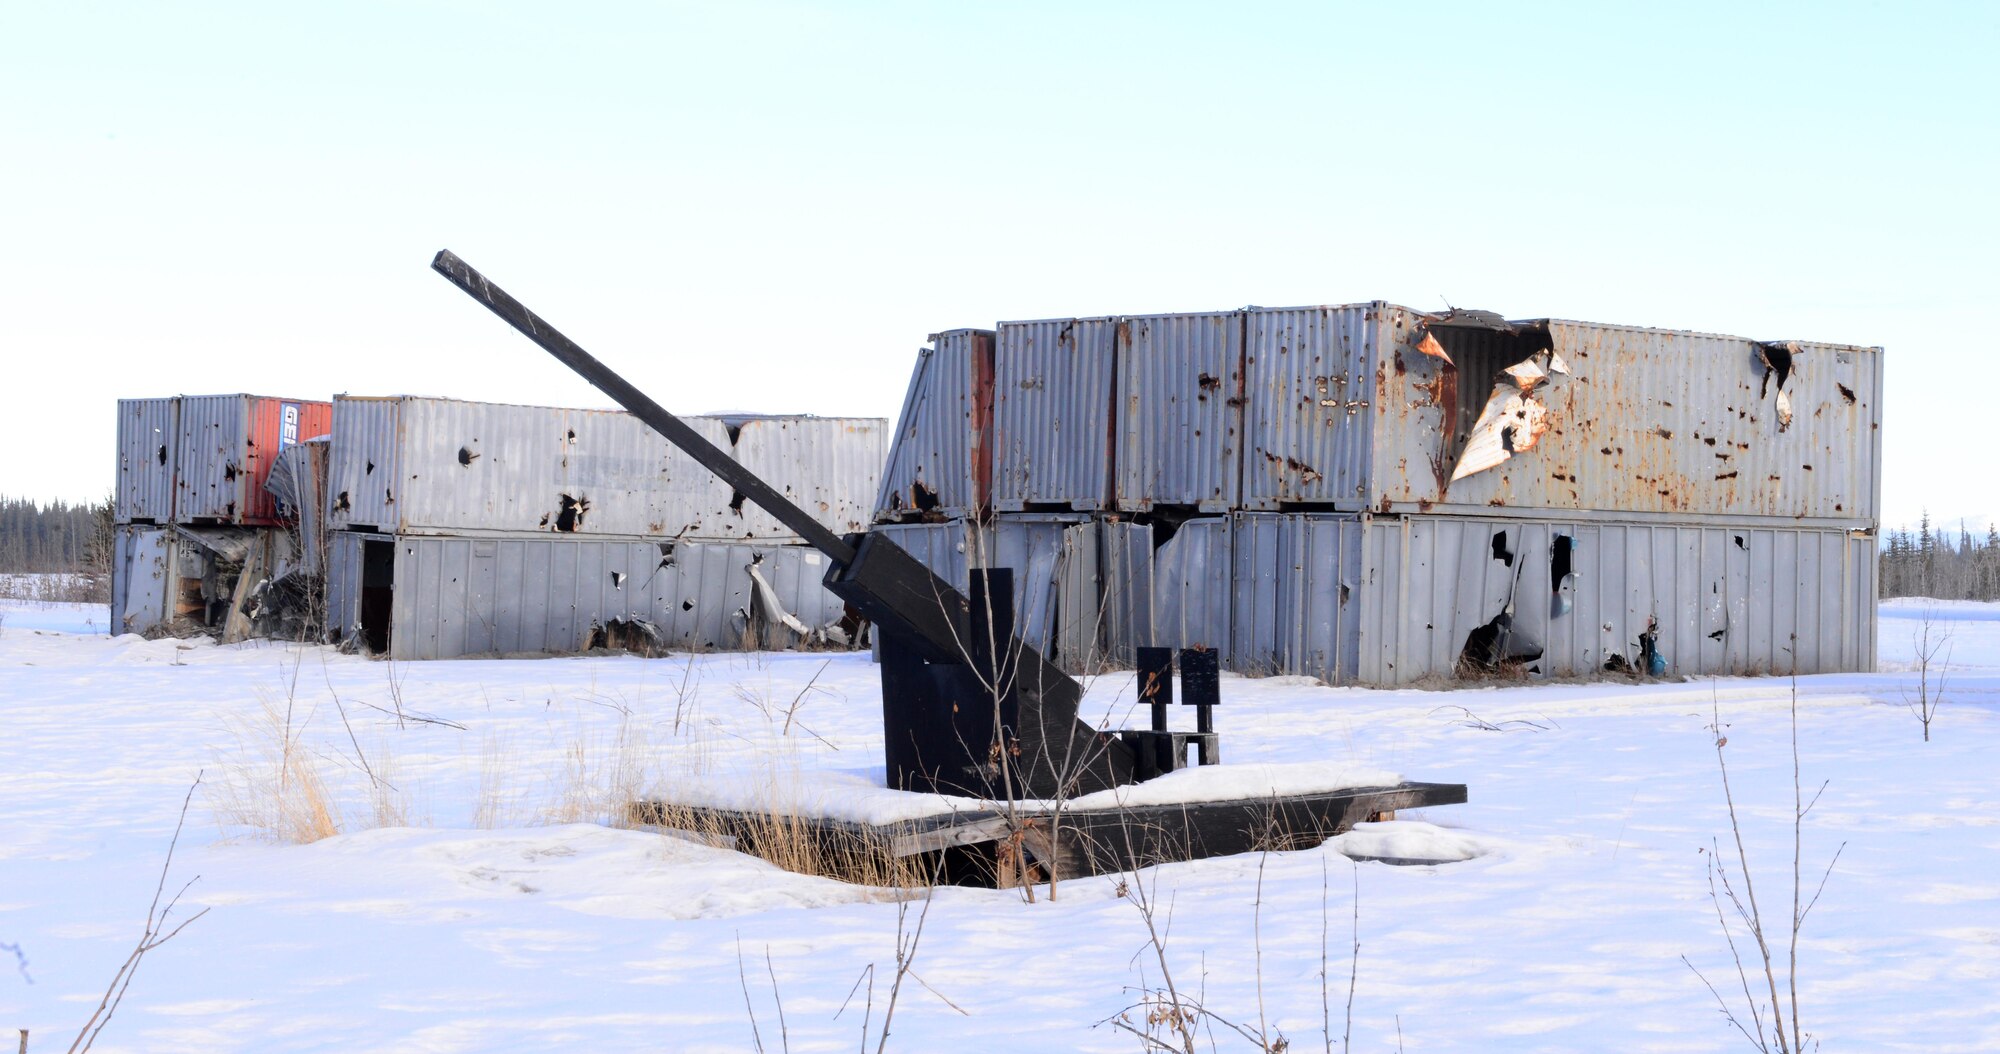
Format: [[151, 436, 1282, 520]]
[[173, 394, 333, 525]]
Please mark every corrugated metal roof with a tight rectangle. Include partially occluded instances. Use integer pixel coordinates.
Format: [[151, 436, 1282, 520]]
[[992, 317, 1117, 511], [1115, 311, 1244, 512]]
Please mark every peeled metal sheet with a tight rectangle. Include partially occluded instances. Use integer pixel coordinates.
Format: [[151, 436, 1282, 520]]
[[732, 417, 887, 541], [1115, 312, 1244, 511], [987, 514, 1101, 672], [1099, 520, 1153, 667], [111, 525, 174, 634], [874, 330, 994, 521], [1355, 515, 1877, 684], [1372, 319, 1882, 525], [115, 398, 179, 524], [992, 317, 1117, 511], [265, 438, 329, 577], [325, 531, 365, 646], [1239, 305, 1380, 509], [1149, 517, 1232, 654]]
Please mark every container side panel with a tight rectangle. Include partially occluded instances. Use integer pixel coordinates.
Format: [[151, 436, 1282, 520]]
[[115, 398, 179, 523], [1241, 306, 1379, 508], [875, 331, 993, 521], [1115, 312, 1244, 511], [734, 417, 887, 541], [327, 397, 404, 532], [1150, 517, 1232, 655], [992, 318, 1117, 510]]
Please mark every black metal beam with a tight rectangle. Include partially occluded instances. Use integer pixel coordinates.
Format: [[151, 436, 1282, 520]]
[[429, 250, 854, 565]]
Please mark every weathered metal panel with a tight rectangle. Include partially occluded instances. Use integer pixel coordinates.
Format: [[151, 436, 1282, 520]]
[[325, 531, 364, 646], [110, 525, 175, 635], [992, 317, 1117, 511], [327, 396, 740, 539], [1150, 517, 1232, 654], [1099, 520, 1153, 666], [1228, 514, 1364, 681], [988, 514, 1101, 672], [1371, 319, 1882, 524], [866, 522, 976, 595], [1356, 515, 1875, 684], [115, 398, 179, 523], [733, 416, 887, 541], [375, 532, 848, 660], [1114, 312, 1243, 511], [173, 395, 331, 525], [1240, 305, 1380, 509], [874, 330, 995, 521]]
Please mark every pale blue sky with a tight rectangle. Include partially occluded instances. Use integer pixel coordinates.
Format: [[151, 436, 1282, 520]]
[[2, 1, 1992, 527]]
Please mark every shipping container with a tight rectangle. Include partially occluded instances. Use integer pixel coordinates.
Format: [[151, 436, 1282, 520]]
[[324, 529, 851, 661], [1228, 513, 1365, 680], [115, 398, 179, 524], [868, 516, 1104, 672], [992, 317, 1118, 511], [731, 416, 887, 541], [1115, 312, 1245, 511], [874, 330, 995, 521], [173, 394, 333, 525]]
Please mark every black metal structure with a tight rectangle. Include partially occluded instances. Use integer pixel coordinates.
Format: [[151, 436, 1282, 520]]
[[430, 250, 1135, 798]]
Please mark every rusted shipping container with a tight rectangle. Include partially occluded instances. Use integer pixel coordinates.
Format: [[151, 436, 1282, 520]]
[[874, 330, 995, 521], [1115, 312, 1244, 512], [115, 398, 179, 524], [992, 317, 1118, 511], [173, 394, 333, 525]]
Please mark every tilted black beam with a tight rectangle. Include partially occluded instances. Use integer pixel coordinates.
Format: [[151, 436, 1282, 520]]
[[429, 249, 855, 565]]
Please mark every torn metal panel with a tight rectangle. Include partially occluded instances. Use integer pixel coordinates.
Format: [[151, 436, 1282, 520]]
[[873, 330, 995, 521], [110, 525, 175, 635], [264, 438, 330, 578], [992, 317, 1118, 511], [1114, 311, 1244, 512], [1149, 517, 1232, 654], [115, 398, 179, 524], [173, 395, 333, 526]]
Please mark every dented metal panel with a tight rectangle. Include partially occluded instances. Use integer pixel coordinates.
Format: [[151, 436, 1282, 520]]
[[174, 395, 333, 525], [110, 524, 175, 634], [874, 330, 995, 521], [732, 417, 887, 541], [1355, 515, 1876, 684], [1371, 319, 1882, 524], [1240, 306, 1380, 509], [377, 531, 848, 660], [325, 530, 364, 646], [1099, 520, 1153, 666], [327, 396, 738, 540], [992, 317, 1117, 511], [987, 513, 1102, 672], [1149, 517, 1232, 654], [1228, 513, 1364, 680], [1115, 312, 1244, 511], [115, 398, 179, 523]]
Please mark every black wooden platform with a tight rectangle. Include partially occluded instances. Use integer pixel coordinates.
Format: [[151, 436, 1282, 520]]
[[632, 781, 1468, 888]]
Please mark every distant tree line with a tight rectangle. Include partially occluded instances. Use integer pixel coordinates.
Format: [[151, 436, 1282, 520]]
[[0, 495, 113, 574], [1881, 512, 2000, 601]]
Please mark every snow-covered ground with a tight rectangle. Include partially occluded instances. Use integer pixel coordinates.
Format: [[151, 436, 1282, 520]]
[[3, 597, 1996, 1052]]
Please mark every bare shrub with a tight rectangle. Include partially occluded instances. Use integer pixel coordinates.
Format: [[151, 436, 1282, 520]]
[[1905, 607, 1951, 742]]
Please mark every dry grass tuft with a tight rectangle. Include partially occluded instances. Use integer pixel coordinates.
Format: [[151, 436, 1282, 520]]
[[209, 691, 344, 844]]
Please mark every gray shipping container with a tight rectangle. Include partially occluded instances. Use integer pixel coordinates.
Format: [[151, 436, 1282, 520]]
[[992, 317, 1118, 511], [1115, 311, 1244, 512], [1241, 305, 1882, 525], [874, 330, 994, 521], [325, 529, 849, 661], [869, 516, 1103, 672], [732, 416, 887, 541], [115, 398, 179, 524]]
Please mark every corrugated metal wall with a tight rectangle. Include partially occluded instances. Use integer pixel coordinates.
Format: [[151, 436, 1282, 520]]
[[1370, 320, 1882, 524], [874, 330, 994, 521], [1115, 312, 1244, 511], [341, 531, 846, 660], [115, 398, 179, 523], [1353, 515, 1877, 684], [110, 525, 175, 634], [174, 395, 332, 525], [733, 417, 886, 541], [992, 317, 1117, 510], [1099, 520, 1152, 667], [1239, 306, 1380, 509], [1228, 514, 1365, 680], [1149, 517, 1232, 654]]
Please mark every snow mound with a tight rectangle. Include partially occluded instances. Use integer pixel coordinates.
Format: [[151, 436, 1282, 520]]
[[1328, 820, 1496, 865]]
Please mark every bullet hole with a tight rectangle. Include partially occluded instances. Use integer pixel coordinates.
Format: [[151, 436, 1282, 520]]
[[681, 599, 695, 612], [1198, 372, 1222, 391], [1733, 535, 1746, 550], [224, 501, 236, 517], [539, 513, 551, 527], [1550, 535, 1574, 593], [1600, 447, 1614, 456], [156, 445, 167, 465], [1703, 436, 1717, 446], [553, 494, 587, 532], [1803, 464, 1813, 471], [1837, 383, 1855, 404], [610, 572, 626, 589], [1716, 471, 1739, 480], [365, 460, 374, 475], [384, 488, 394, 505], [1339, 582, 1351, 604], [458, 447, 480, 466], [565, 429, 576, 443], [1491, 532, 1514, 567], [222, 463, 238, 481], [1655, 427, 1674, 439], [333, 491, 351, 514], [911, 481, 940, 512], [729, 491, 747, 516], [1709, 627, 1727, 641]]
